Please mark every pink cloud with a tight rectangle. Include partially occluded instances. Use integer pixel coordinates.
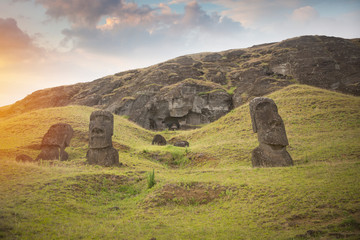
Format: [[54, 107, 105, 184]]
[[0, 17, 43, 65], [292, 6, 318, 22]]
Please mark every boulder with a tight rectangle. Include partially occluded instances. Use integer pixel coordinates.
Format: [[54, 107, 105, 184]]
[[174, 141, 190, 147]]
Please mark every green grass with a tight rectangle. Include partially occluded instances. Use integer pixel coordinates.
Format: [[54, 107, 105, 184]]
[[0, 84, 359, 239]]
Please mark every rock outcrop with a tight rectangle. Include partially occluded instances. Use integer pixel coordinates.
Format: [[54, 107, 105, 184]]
[[249, 97, 293, 167], [112, 79, 232, 130], [1, 36, 359, 130]]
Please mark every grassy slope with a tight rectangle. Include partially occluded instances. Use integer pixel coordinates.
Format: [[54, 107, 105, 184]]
[[0, 85, 359, 239]]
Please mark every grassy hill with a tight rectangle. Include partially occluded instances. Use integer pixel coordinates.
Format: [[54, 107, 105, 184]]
[[0, 85, 359, 239]]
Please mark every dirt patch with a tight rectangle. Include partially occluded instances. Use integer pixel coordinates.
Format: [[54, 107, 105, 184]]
[[141, 151, 217, 168], [288, 210, 360, 239], [140, 151, 183, 168], [39, 173, 143, 200], [112, 142, 131, 152], [187, 153, 218, 166], [143, 182, 236, 207], [168, 137, 189, 145]]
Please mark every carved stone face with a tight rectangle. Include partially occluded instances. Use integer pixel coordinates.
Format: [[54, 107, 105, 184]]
[[89, 111, 113, 149], [250, 97, 288, 146]]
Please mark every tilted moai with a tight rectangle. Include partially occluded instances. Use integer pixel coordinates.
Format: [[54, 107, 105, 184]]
[[36, 123, 74, 161], [86, 110, 119, 167], [249, 97, 293, 167], [152, 134, 167, 146]]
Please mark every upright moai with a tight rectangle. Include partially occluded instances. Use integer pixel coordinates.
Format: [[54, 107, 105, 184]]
[[249, 97, 293, 167], [86, 110, 119, 166], [36, 123, 74, 161]]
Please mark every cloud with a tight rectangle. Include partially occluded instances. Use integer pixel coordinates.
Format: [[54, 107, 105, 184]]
[[0, 17, 43, 66], [35, 0, 124, 27], [207, 0, 300, 28], [56, 1, 244, 58], [291, 6, 318, 22]]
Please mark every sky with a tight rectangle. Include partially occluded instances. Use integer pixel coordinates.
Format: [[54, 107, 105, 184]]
[[0, 0, 359, 107]]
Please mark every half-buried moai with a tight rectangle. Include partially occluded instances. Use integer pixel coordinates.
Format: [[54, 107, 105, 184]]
[[86, 110, 119, 167], [249, 97, 293, 167], [36, 123, 74, 161]]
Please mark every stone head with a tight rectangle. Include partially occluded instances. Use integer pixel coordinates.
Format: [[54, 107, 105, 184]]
[[89, 110, 114, 149], [42, 123, 73, 148], [249, 97, 288, 146]]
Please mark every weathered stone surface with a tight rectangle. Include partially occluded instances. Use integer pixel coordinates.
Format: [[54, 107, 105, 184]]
[[89, 110, 114, 149], [174, 141, 189, 147], [86, 110, 120, 166], [86, 147, 119, 167], [36, 123, 74, 161], [16, 154, 35, 162], [121, 80, 233, 130], [37, 146, 60, 161], [249, 97, 293, 167], [152, 134, 167, 146], [252, 143, 293, 167]]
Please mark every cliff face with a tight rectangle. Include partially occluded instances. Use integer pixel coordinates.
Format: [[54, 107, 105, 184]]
[[1, 35, 359, 130]]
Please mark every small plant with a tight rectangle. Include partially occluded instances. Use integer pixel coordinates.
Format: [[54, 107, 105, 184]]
[[147, 169, 156, 189], [226, 86, 237, 95]]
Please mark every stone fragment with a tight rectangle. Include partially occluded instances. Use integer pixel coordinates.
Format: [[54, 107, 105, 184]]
[[174, 141, 189, 147], [152, 134, 167, 146], [36, 123, 73, 161], [86, 110, 120, 166], [16, 154, 35, 162], [249, 97, 293, 167]]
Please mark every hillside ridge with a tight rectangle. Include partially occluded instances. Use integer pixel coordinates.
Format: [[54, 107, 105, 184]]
[[1, 35, 359, 131]]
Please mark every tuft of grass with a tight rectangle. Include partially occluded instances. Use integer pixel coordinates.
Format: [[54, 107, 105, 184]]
[[147, 169, 156, 189], [226, 86, 237, 95]]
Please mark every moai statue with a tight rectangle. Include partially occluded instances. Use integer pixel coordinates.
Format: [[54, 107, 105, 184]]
[[249, 97, 293, 167], [86, 110, 119, 167], [36, 123, 74, 161], [152, 134, 167, 146]]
